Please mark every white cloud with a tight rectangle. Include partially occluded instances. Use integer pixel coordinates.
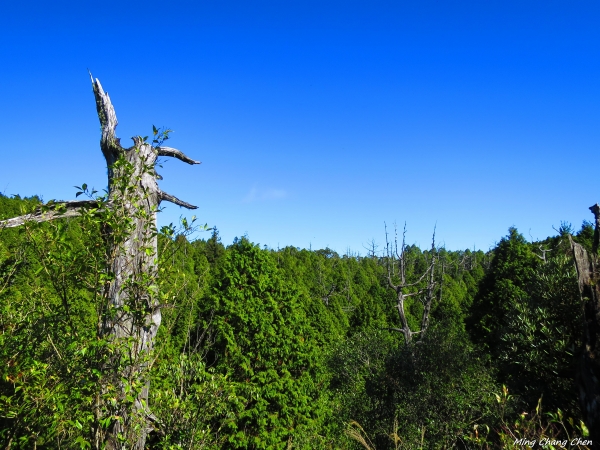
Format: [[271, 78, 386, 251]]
[[243, 186, 287, 203]]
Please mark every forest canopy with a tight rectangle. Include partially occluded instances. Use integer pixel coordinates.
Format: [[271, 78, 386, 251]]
[[0, 191, 595, 449]]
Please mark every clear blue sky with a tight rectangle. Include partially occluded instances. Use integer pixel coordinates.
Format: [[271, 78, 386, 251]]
[[2, 1, 599, 254]]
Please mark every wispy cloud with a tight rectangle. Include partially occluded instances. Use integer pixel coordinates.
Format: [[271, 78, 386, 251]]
[[243, 186, 287, 203]]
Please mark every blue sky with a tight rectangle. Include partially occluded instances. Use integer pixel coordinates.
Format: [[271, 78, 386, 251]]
[[2, 1, 599, 254]]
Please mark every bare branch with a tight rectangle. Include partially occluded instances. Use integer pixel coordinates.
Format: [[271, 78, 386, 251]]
[[399, 223, 407, 284], [0, 200, 103, 229], [419, 250, 437, 339], [403, 261, 435, 288], [384, 327, 405, 334], [403, 288, 426, 298], [90, 72, 122, 163], [157, 147, 201, 165], [159, 191, 198, 209], [384, 222, 399, 290], [322, 284, 337, 306], [534, 243, 555, 262], [363, 238, 380, 259]]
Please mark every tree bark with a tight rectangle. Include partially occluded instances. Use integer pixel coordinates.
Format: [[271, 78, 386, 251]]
[[570, 205, 600, 444]]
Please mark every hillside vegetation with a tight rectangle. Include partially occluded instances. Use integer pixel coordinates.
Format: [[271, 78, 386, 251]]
[[0, 193, 593, 448]]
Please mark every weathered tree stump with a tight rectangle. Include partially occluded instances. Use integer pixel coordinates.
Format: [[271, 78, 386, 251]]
[[0, 75, 200, 449], [570, 204, 600, 445]]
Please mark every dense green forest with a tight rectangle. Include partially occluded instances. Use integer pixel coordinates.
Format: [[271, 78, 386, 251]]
[[0, 192, 595, 448]]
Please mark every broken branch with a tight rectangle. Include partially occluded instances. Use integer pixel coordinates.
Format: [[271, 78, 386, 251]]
[[159, 191, 198, 210], [157, 147, 201, 165], [0, 200, 103, 229]]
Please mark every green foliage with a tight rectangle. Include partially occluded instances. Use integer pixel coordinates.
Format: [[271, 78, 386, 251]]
[[468, 227, 540, 352], [574, 220, 594, 253], [0, 194, 41, 218], [0, 149, 208, 448], [497, 252, 582, 417], [327, 330, 397, 447], [0, 190, 590, 448], [467, 386, 591, 449], [465, 228, 586, 445], [0, 198, 105, 448], [389, 327, 496, 449], [200, 237, 330, 449], [149, 354, 243, 449], [329, 325, 497, 449]]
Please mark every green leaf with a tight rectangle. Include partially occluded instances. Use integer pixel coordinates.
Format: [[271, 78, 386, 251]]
[[581, 420, 590, 437]]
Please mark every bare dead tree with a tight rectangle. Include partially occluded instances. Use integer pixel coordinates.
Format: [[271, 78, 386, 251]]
[[0, 75, 200, 449], [456, 252, 468, 276], [314, 255, 339, 306], [384, 223, 437, 346], [570, 204, 600, 443], [528, 230, 556, 263], [363, 238, 380, 259], [534, 243, 555, 262]]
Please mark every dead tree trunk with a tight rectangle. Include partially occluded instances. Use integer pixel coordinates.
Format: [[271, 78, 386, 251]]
[[384, 223, 437, 346], [0, 75, 200, 449], [571, 204, 600, 444]]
